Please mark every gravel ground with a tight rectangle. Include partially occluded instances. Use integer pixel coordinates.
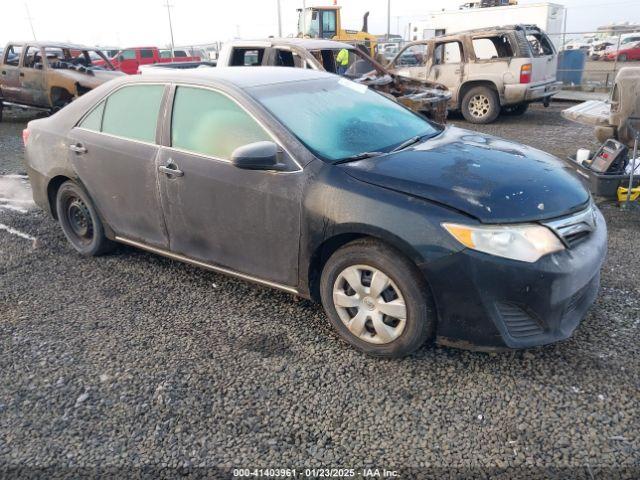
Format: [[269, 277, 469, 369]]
[[0, 103, 639, 478]]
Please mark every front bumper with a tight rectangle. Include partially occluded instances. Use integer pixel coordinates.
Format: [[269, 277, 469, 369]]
[[504, 81, 562, 105], [425, 207, 607, 351]]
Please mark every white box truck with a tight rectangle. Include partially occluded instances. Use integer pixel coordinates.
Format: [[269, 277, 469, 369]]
[[408, 3, 565, 47]]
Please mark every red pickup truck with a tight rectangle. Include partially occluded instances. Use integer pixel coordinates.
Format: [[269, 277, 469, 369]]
[[97, 47, 200, 74]]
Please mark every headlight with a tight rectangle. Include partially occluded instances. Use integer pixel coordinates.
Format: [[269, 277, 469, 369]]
[[442, 222, 565, 263]]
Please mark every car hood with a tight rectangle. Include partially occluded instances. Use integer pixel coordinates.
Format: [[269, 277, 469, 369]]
[[340, 126, 590, 223], [55, 68, 124, 88]]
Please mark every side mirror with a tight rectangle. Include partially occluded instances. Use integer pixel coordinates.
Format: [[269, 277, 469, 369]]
[[231, 141, 285, 171]]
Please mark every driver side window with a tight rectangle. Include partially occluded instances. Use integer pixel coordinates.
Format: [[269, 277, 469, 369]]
[[395, 44, 428, 67], [4, 45, 22, 67], [171, 87, 271, 160]]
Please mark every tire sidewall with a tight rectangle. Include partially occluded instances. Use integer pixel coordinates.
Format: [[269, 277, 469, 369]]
[[320, 241, 433, 357], [462, 86, 500, 124], [56, 181, 108, 256]]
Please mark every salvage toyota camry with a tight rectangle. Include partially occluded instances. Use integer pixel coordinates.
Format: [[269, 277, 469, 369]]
[[23, 67, 607, 357]]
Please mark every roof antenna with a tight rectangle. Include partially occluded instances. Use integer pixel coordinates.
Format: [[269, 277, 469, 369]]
[[25, 2, 37, 41]]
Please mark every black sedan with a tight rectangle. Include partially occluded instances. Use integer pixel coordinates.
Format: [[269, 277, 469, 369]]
[[23, 67, 607, 357]]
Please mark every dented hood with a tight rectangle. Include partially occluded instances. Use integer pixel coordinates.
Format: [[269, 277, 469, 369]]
[[340, 127, 590, 223]]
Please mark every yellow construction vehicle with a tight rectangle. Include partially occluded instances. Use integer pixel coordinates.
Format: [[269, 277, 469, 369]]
[[297, 5, 378, 57]]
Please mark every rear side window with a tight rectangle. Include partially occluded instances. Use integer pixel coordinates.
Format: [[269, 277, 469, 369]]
[[230, 48, 264, 66], [472, 36, 514, 60], [174, 50, 188, 58], [4, 45, 22, 66], [101, 85, 165, 143], [434, 42, 462, 64], [527, 33, 554, 57], [79, 101, 105, 131], [171, 86, 270, 159], [140, 49, 154, 59]]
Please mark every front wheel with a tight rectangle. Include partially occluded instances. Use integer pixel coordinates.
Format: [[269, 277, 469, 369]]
[[56, 180, 115, 256], [320, 239, 435, 357], [461, 86, 500, 124]]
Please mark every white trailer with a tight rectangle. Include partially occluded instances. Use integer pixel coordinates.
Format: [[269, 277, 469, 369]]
[[407, 3, 565, 47]]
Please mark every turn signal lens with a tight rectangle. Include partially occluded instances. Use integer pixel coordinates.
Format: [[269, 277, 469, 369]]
[[520, 63, 532, 84], [22, 129, 30, 147], [442, 222, 564, 263]]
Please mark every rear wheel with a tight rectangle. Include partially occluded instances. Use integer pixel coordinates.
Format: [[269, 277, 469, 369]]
[[0, 100, 4, 122], [461, 86, 500, 124], [320, 239, 435, 357], [502, 103, 529, 116], [55, 181, 115, 256]]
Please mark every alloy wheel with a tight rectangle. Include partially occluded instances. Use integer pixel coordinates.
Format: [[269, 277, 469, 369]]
[[469, 94, 491, 119], [332, 264, 407, 345]]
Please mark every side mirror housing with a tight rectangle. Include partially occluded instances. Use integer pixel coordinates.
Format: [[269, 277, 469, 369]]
[[231, 141, 285, 171]]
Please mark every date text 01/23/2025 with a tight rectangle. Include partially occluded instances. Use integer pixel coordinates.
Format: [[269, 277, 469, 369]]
[[232, 468, 399, 478]]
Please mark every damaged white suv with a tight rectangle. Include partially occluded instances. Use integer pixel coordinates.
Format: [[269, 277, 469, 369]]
[[388, 25, 562, 124]]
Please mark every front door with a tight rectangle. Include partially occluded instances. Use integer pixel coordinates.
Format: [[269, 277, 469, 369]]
[[157, 85, 302, 286], [68, 83, 169, 248], [19, 46, 48, 107], [0, 44, 23, 103], [390, 43, 430, 81], [428, 40, 466, 104]]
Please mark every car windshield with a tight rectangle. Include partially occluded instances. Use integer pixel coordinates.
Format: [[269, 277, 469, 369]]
[[249, 77, 439, 162]]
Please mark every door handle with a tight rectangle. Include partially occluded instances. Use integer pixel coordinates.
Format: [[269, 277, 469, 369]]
[[69, 143, 87, 154], [19, 72, 24, 77], [1, 71, 6, 75], [159, 163, 184, 177]]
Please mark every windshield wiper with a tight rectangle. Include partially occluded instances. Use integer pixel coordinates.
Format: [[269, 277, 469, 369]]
[[390, 133, 433, 153], [334, 151, 385, 164]]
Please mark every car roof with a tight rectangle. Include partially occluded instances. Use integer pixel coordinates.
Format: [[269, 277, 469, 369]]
[[7, 41, 100, 50], [132, 66, 333, 89], [228, 37, 355, 51]]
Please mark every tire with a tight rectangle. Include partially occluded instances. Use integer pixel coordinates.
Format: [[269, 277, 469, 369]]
[[618, 54, 628, 62], [0, 101, 3, 122], [55, 180, 115, 256], [502, 103, 529, 116], [461, 86, 500, 124], [319, 239, 435, 357]]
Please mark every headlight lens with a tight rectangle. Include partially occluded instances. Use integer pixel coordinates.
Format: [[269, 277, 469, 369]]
[[442, 222, 565, 263]]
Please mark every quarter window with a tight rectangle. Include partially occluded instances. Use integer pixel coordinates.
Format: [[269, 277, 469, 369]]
[[171, 86, 270, 159], [79, 101, 105, 131], [101, 85, 164, 143]]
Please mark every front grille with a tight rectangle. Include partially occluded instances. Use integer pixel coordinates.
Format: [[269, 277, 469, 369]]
[[543, 205, 598, 248], [496, 302, 544, 338]]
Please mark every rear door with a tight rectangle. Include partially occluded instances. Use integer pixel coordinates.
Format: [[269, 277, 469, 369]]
[[68, 83, 170, 247], [524, 29, 557, 83], [156, 85, 302, 286], [0, 44, 23, 102], [19, 45, 48, 107], [428, 40, 465, 103]]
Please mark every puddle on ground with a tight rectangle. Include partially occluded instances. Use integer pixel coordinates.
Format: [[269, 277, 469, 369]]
[[0, 175, 36, 213]]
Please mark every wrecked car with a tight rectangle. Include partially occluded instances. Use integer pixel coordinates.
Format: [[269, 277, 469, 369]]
[[0, 42, 123, 120], [217, 38, 451, 123], [387, 25, 561, 124], [562, 67, 640, 147], [23, 68, 606, 357]]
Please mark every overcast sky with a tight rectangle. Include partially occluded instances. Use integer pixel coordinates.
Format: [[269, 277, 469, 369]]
[[1, 0, 638, 48]]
